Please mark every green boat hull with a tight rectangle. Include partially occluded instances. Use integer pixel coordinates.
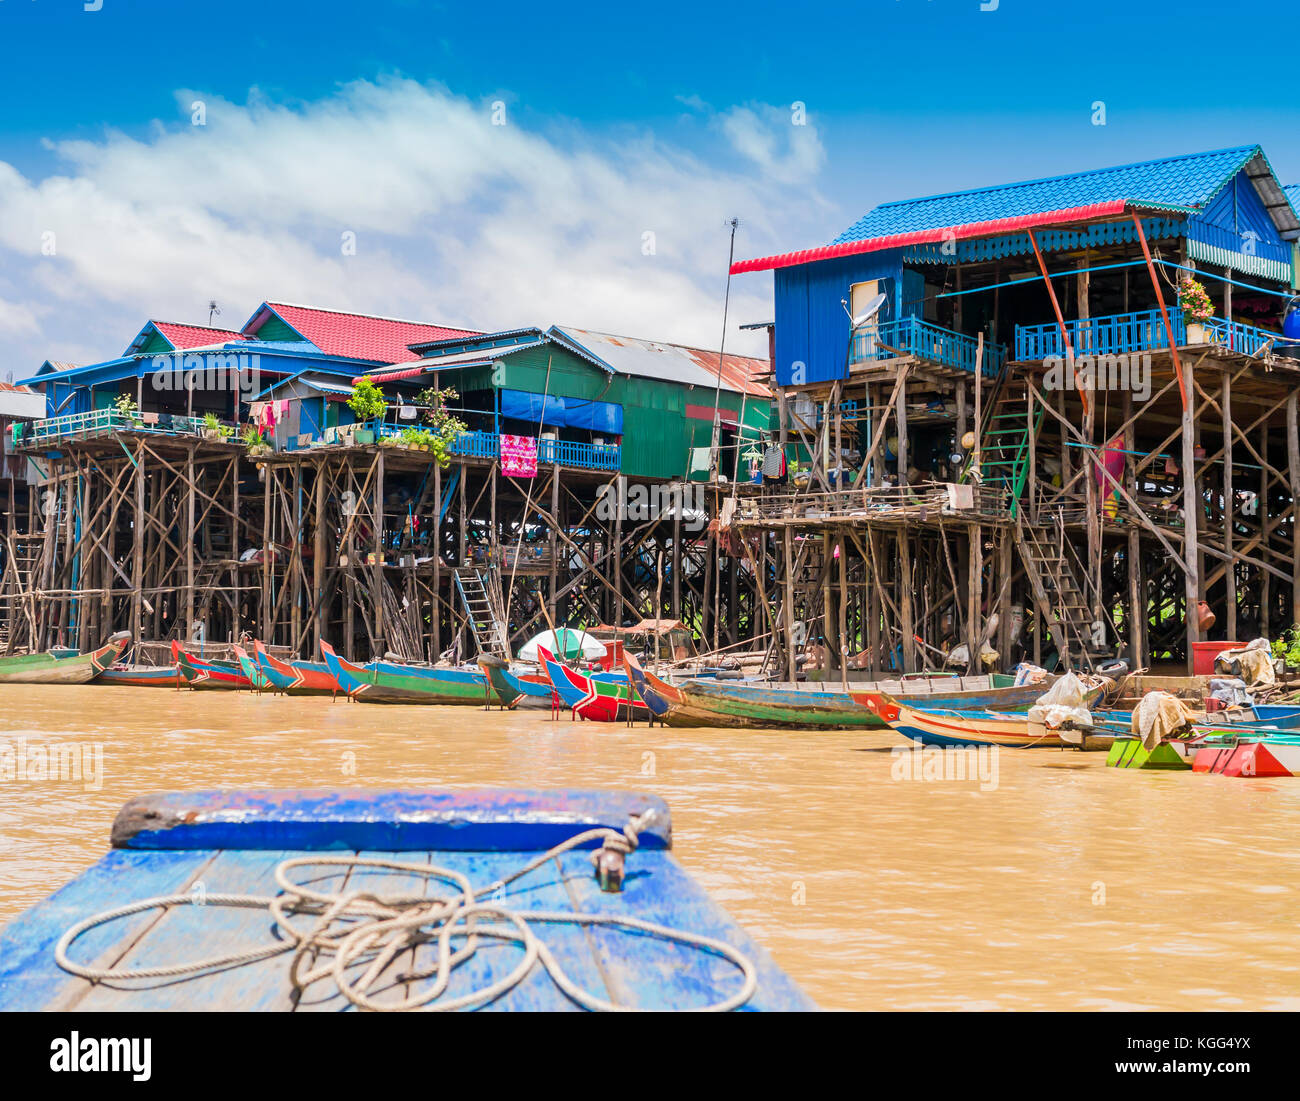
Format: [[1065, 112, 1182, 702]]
[[1105, 738, 1191, 770]]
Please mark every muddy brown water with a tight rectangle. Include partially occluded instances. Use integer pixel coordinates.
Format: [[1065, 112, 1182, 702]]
[[2, 685, 1299, 1010]]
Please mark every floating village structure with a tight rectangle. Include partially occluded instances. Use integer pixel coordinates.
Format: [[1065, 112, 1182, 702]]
[[1, 303, 771, 662], [730, 144, 1300, 679], [3, 144, 1300, 677]]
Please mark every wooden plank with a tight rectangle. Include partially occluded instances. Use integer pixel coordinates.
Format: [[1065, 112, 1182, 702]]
[[0, 849, 213, 1011], [557, 850, 815, 1012]]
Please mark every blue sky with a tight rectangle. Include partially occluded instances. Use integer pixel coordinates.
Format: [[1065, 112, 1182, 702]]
[[1, 0, 1295, 375]]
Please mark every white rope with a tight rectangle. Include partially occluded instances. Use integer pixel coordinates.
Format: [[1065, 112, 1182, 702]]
[[55, 812, 758, 1012]]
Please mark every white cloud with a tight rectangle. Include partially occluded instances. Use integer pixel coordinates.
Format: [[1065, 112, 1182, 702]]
[[0, 79, 833, 375]]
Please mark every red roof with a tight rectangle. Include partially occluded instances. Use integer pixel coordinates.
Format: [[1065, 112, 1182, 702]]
[[259, 303, 480, 364], [150, 322, 247, 349], [730, 200, 1129, 274]]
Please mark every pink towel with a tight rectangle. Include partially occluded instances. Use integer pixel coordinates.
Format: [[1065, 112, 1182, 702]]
[[499, 434, 537, 478]]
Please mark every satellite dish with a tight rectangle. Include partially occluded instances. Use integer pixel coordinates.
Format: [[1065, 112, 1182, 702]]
[[850, 293, 887, 329]]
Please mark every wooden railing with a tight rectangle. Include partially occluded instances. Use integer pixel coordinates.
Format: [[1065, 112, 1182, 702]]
[[852, 318, 1005, 378], [1016, 306, 1283, 361], [733, 481, 1010, 524], [375, 424, 620, 471]]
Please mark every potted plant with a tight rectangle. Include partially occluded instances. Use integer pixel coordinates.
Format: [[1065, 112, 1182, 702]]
[[1271, 627, 1300, 675], [347, 376, 387, 445], [242, 424, 273, 457], [414, 385, 468, 467], [201, 412, 224, 441], [1177, 276, 1214, 344], [114, 393, 143, 427]]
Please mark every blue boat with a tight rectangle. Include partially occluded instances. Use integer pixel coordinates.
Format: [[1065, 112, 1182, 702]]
[[0, 788, 814, 1011]]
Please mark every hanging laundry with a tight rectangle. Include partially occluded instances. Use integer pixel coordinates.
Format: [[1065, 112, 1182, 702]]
[[499, 434, 538, 478], [689, 447, 712, 476], [762, 446, 784, 478]]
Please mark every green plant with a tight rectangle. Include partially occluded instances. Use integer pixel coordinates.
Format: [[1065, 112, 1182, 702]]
[[413, 385, 468, 467], [114, 393, 139, 419], [1177, 276, 1214, 324], [348, 376, 388, 422], [1272, 627, 1300, 666], [241, 424, 269, 451], [202, 412, 222, 432]]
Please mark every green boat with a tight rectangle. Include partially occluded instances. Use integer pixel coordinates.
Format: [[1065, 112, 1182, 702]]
[[0, 632, 131, 685], [1105, 738, 1193, 770], [321, 642, 503, 705]]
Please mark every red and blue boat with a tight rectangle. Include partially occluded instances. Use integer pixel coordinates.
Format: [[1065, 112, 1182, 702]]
[[252, 640, 342, 696], [540, 646, 648, 722], [171, 641, 254, 690]]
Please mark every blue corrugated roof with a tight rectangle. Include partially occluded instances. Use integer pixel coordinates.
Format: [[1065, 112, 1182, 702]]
[[833, 145, 1261, 244]]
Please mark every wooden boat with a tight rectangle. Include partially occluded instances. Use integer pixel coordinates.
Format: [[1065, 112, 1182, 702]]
[[232, 644, 276, 691], [97, 664, 183, 688], [853, 678, 1072, 725], [625, 652, 876, 730], [321, 642, 499, 705], [544, 647, 648, 722], [0, 788, 815, 1011], [476, 654, 525, 709], [172, 641, 254, 690], [882, 701, 1116, 750], [1192, 731, 1300, 777], [251, 641, 341, 696], [0, 631, 130, 685]]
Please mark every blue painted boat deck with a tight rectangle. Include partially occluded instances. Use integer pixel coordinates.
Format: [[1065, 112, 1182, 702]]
[[0, 788, 814, 1012]]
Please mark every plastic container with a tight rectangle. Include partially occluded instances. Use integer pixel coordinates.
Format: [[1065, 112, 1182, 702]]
[[1192, 640, 1237, 676]]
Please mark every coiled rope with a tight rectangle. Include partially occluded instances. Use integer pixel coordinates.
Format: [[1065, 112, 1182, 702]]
[[55, 811, 757, 1012]]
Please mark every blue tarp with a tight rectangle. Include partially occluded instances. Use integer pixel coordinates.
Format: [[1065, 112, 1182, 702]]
[[499, 389, 622, 434]]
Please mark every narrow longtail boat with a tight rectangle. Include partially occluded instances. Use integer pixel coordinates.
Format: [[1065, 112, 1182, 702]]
[[171, 640, 254, 690], [624, 652, 880, 730], [476, 654, 523, 709], [543, 647, 648, 722], [252, 640, 341, 696], [1105, 737, 1196, 770], [232, 645, 276, 692], [97, 663, 184, 688], [852, 679, 1072, 725], [881, 700, 1116, 750], [0, 788, 815, 1011], [0, 631, 130, 685], [321, 642, 500, 705]]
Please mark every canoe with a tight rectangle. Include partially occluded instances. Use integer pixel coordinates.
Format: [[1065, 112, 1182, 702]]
[[624, 652, 875, 730], [882, 701, 1116, 750], [97, 664, 183, 688], [232, 645, 276, 691], [0, 788, 816, 1011], [252, 641, 341, 696], [544, 647, 648, 722], [320, 642, 500, 705], [0, 631, 130, 685], [852, 679, 1073, 725], [1192, 731, 1300, 777], [172, 641, 253, 690], [477, 654, 524, 709]]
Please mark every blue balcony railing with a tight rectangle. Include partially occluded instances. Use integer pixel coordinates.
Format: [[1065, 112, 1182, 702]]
[[19, 408, 225, 446], [1016, 308, 1184, 361], [375, 424, 620, 471], [851, 317, 1005, 378], [1015, 307, 1284, 361]]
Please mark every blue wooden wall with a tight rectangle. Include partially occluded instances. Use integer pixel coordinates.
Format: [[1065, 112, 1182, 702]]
[[772, 248, 904, 386], [1188, 168, 1292, 279]]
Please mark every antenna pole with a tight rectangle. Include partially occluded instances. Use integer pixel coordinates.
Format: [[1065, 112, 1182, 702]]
[[710, 217, 739, 481]]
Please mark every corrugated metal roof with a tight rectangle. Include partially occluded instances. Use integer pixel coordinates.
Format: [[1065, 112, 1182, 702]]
[[734, 145, 1298, 274], [148, 321, 247, 352], [248, 302, 481, 364], [552, 327, 770, 397]]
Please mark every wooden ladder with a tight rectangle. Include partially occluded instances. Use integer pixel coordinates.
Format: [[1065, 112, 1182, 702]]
[[453, 567, 510, 660], [967, 380, 1042, 518], [1014, 509, 1106, 672]]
